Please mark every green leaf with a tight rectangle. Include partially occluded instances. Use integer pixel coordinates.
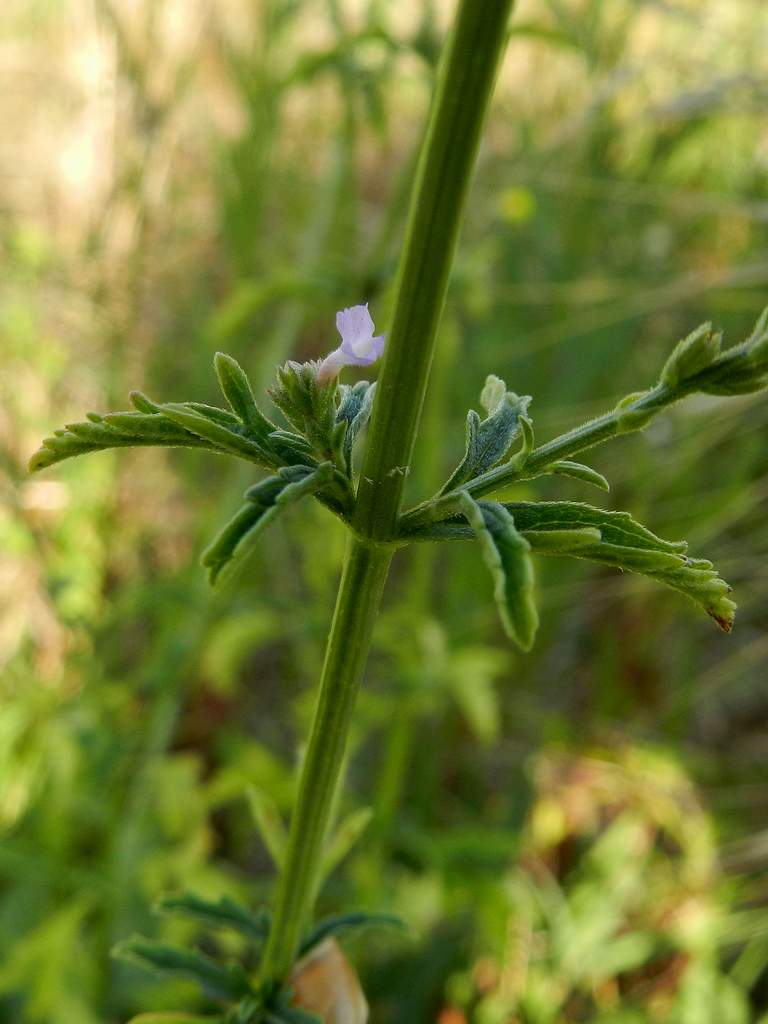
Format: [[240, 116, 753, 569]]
[[126, 1015, 226, 1024], [666, 308, 768, 397], [201, 464, 333, 584], [480, 374, 507, 414], [406, 500, 735, 631], [299, 912, 405, 957], [267, 430, 317, 467], [502, 501, 688, 554], [335, 381, 376, 470], [185, 403, 242, 428], [29, 411, 220, 471], [159, 403, 273, 465], [156, 893, 270, 942], [660, 322, 720, 388], [268, 361, 338, 456], [517, 527, 602, 553], [503, 502, 735, 631], [551, 460, 610, 492], [247, 787, 288, 868], [215, 352, 277, 438], [113, 938, 252, 1001], [201, 503, 271, 586], [440, 378, 532, 493], [319, 806, 374, 882], [458, 493, 539, 652]]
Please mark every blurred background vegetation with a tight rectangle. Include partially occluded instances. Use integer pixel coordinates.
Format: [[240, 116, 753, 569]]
[[2, 1, 768, 1021]]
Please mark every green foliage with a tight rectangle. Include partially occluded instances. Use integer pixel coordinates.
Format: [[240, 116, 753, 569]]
[[113, 899, 400, 1022], [457, 494, 539, 652], [114, 938, 253, 1001], [439, 375, 531, 493], [6, 1, 768, 1021], [202, 463, 335, 585], [156, 895, 271, 943], [298, 912, 405, 958]]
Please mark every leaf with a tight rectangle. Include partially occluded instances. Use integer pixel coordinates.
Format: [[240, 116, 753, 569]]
[[159, 403, 273, 465], [29, 411, 221, 471], [156, 893, 270, 942], [521, 527, 602, 552], [215, 352, 277, 438], [131, 390, 242, 429], [113, 938, 252, 1001], [440, 377, 531, 493], [551, 461, 609, 492], [480, 374, 507, 414], [406, 500, 735, 631], [202, 463, 333, 584], [247, 787, 288, 868], [299, 913, 405, 958], [319, 807, 374, 882], [458, 493, 539, 652], [503, 502, 734, 631], [502, 502, 688, 554], [126, 1015, 225, 1024], [267, 430, 318, 467], [184, 403, 242, 428], [201, 503, 271, 586], [268, 361, 338, 455], [660, 322, 720, 388], [335, 381, 376, 470]]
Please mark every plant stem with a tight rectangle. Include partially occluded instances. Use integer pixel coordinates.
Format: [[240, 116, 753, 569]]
[[355, 0, 515, 540], [261, 538, 392, 986], [399, 382, 682, 530], [261, 0, 514, 989]]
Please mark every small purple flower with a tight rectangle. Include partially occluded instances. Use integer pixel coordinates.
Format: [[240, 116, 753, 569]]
[[318, 304, 385, 382]]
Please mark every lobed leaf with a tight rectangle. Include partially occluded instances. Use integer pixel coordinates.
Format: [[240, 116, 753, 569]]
[[215, 352, 277, 439], [114, 938, 252, 1001], [440, 377, 531, 493], [404, 500, 734, 631], [299, 912, 405, 958], [458, 493, 539, 651], [159, 403, 273, 465], [156, 893, 270, 942], [29, 411, 219, 471], [502, 501, 687, 554], [202, 463, 333, 584], [503, 502, 734, 629]]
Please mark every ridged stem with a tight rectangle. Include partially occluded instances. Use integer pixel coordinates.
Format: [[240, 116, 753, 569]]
[[260, 0, 514, 990]]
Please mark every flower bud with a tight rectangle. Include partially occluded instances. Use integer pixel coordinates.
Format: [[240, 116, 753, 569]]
[[660, 323, 720, 389]]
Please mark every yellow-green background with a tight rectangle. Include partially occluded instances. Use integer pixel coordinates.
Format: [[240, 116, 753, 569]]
[[1, 1, 767, 1021]]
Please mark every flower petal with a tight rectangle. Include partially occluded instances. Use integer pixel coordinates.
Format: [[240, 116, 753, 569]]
[[337, 304, 375, 354], [317, 347, 349, 382], [319, 304, 385, 379]]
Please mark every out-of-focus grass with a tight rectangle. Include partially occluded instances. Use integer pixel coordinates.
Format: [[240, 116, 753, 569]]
[[1, 1, 768, 1021]]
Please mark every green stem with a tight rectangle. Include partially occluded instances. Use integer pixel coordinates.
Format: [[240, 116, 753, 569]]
[[260, 0, 514, 990], [356, 0, 515, 540], [400, 382, 681, 529], [468, 384, 677, 498], [261, 538, 392, 986]]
